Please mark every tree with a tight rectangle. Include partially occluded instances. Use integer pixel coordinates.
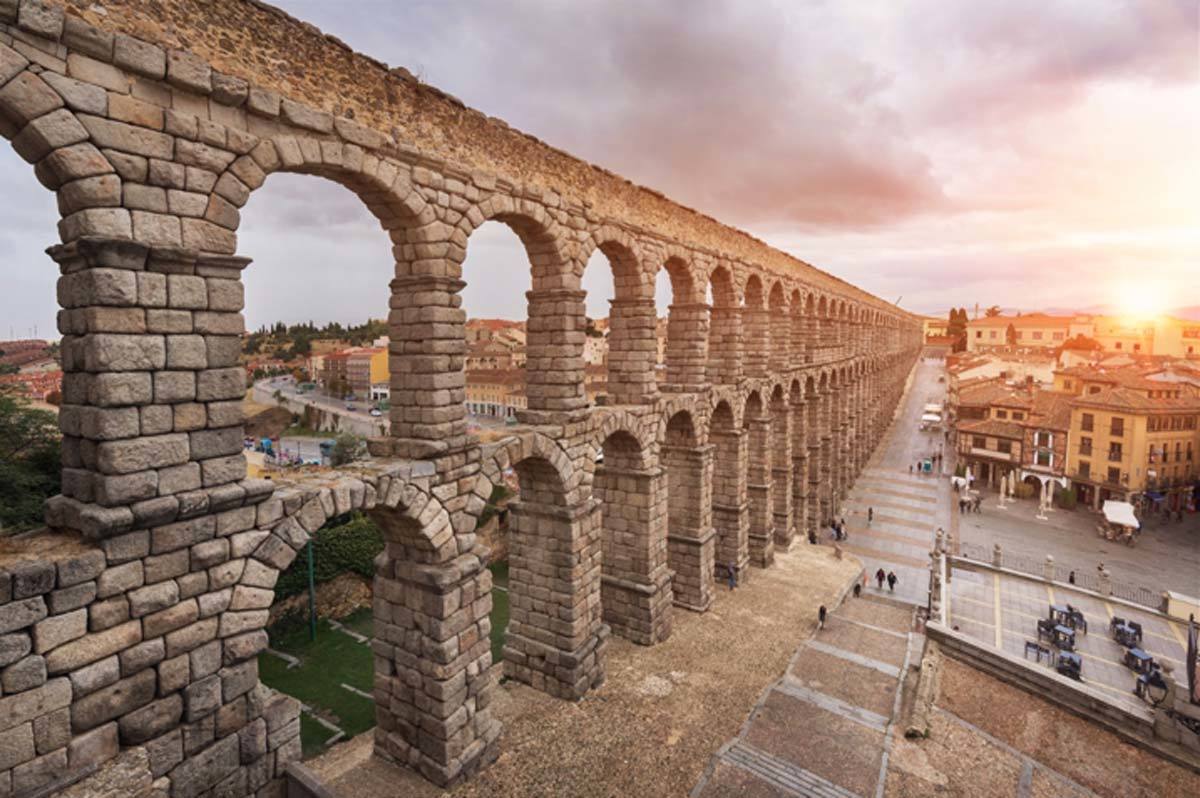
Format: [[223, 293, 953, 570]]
[[1005, 323, 1017, 345], [985, 305, 1002, 317], [947, 308, 968, 353], [331, 433, 362, 466], [1061, 334, 1102, 352], [0, 387, 61, 533]]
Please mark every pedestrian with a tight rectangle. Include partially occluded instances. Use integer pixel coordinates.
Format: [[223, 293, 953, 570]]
[[727, 561, 738, 591], [887, 571, 897, 592], [808, 529, 817, 545], [1068, 570, 1076, 585], [1097, 562, 1104, 577], [875, 568, 886, 590], [818, 605, 827, 629], [909, 464, 913, 475], [868, 507, 874, 525], [861, 571, 869, 592], [853, 582, 862, 598]]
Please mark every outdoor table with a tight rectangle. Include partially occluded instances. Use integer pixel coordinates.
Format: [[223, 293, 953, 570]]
[[1053, 625, 1076, 651], [1124, 647, 1155, 674]]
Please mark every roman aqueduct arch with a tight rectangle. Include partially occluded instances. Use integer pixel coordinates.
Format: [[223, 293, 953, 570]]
[[0, 1, 922, 795]]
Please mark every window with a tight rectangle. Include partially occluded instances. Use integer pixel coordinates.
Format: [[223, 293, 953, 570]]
[[1110, 417, 1124, 437], [1133, 343, 1141, 352], [1012, 411, 1024, 420], [1186, 416, 1196, 430], [975, 330, 982, 338], [988, 330, 996, 339], [1036, 450, 1052, 467], [1053, 332, 1064, 341], [1172, 416, 1183, 431], [1188, 442, 1193, 462], [995, 409, 1008, 419], [1162, 445, 1170, 463], [1148, 417, 1159, 432], [1033, 331, 1043, 340], [1107, 467, 1121, 485], [1081, 413, 1094, 432], [1115, 342, 1123, 350], [1176, 442, 1183, 461], [1035, 431, 1052, 447], [1088, 385, 1101, 394], [998, 440, 1013, 454], [1080, 436, 1092, 456], [1108, 443, 1122, 462], [972, 436, 987, 449], [1078, 461, 1090, 478]]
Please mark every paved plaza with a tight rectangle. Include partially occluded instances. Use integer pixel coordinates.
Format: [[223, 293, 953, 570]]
[[838, 357, 951, 606], [948, 563, 1191, 714]]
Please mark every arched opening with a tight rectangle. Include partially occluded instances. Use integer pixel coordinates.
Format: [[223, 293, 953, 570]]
[[710, 400, 748, 583], [659, 256, 707, 392], [582, 237, 654, 405], [662, 408, 714, 611], [816, 371, 833, 527], [743, 390, 774, 567], [769, 384, 794, 549], [790, 289, 806, 371], [594, 427, 672, 643], [768, 282, 789, 373], [706, 266, 740, 384], [0, 116, 63, 533], [504, 453, 606, 698], [743, 275, 769, 378]]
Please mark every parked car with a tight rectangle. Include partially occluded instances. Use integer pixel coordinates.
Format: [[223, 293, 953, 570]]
[[369, 408, 382, 417], [345, 404, 356, 411]]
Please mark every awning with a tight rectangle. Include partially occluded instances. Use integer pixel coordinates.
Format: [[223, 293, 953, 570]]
[[1102, 500, 1140, 529]]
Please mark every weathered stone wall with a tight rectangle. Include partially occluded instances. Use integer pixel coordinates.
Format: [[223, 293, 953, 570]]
[[0, 1, 923, 795]]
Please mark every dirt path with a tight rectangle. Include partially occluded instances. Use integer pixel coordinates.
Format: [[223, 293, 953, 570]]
[[308, 544, 861, 797]]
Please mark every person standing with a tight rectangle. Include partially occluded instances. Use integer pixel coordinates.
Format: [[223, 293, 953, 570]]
[[887, 571, 898, 592], [868, 507, 874, 525], [818, 605, 827, 629], [727, 561, 738, 591], [875, 568, 886, 590]]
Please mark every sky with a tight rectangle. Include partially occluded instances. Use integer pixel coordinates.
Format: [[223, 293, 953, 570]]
[[1, 0, 1197, 338]]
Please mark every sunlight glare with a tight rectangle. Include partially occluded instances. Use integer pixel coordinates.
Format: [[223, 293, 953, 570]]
[[1112, 279, 1167, 320]]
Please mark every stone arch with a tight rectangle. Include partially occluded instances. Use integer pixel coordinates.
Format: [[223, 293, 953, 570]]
[[706, 264, 741, 384], [659, 250, 708, 391], [768, 383, 794, 549], [593, 422, 672, 644], [709, 397, 748, 583], [742, 275, 769, 377], [657, 394, 709, 447], [767, 280, 789, 373], [660, 404, 714, 610]]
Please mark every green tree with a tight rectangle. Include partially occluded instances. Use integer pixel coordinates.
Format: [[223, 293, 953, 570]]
[[985, 305, 1002, 317], [0, 388, 61, 533], [331, 433, 362, 466], [1006, 323, 1017, 345]]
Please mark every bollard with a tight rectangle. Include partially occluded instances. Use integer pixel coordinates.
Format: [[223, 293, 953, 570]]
[[992, 543, 1003, 569], [1099, 567, 1112, 596], [1043, 554, 1055, 582]]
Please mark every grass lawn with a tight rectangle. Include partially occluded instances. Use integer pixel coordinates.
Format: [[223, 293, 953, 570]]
[[260, 562, 512, 758], [258, 617, 375, 758]]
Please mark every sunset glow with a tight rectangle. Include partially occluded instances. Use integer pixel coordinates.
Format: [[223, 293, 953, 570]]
[[1113, 280, 1170, 320]]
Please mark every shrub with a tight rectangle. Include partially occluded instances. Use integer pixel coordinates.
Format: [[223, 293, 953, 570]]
[[1014, 482, 1036, 500], [274, 513, 383, 600], [1056, 488, 1077, 510]]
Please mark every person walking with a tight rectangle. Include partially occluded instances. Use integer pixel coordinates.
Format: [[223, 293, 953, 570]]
[[909, 464, 913, 475], [867, 507, 874, 525], [887, 570, 897, 592], [1068, 570, 1076, 585], [875, 568, 886, 590], [818, 605, 827, 629], [727, 561, 738, 591]]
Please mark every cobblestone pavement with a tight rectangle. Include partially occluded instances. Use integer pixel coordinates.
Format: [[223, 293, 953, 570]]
[[948, 564, 1190, 714], [694, 593, 918, 798], [837, 357, 951, 606]]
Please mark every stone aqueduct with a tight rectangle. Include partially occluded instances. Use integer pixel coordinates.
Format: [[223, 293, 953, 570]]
[[0, 1, 922, 795]]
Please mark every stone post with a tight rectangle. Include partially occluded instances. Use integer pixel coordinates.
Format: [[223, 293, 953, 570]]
[[47, 239, 256, 540], [769, 307, 790, 373], [745, 412, 775, 567], [707, 305, 743, 385], [663, 442, 716, 611], [1099, 567, 1112, 596], [992, 543, 1003, 568], [521, 288, 588, 419], [663, 303, 710, 393], [711, 427, 750, 584], [605, 297, 659, 405], [504, 496, 608, 698], [1043, 555, 1055, 581]]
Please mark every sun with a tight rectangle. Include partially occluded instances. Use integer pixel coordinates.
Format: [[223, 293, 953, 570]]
[[1113, 280, 1167, 320]]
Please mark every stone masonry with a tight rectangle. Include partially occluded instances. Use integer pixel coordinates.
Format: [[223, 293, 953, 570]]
[[0, 1, 922, 795]]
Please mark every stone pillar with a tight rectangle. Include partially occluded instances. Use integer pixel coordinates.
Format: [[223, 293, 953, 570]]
[[504, 496, 608, 698], [523, 288, 587, 418], [711, 427, 750, 583], [791, 396, 809, 546], [771, 399, 795, 551], [388, 274, 468, 459], [818, 391, 834, 527], [745, 412, 775, 567], [372, 512, 500, 786], [663, 442, 716, 611], [664, 303, 711, 392], [595, 463, 673, 644], [769, 307, 790, 373], [743, 306, 771, 378], [47, 239, 253, 540], [804, 313, 819, 365], [792, 311, 807, 370], [707, 305, 743, 385], [606, 297, 659, 405]]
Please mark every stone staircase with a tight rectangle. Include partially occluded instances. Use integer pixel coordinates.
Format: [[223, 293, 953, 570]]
[[694, 591, 920, 797]]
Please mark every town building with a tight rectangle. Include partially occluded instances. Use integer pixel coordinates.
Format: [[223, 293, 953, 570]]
[[966, 313, 1070, 352]]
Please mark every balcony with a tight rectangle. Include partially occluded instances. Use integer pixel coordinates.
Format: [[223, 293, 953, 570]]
[[969, 447, 1013, 462]]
